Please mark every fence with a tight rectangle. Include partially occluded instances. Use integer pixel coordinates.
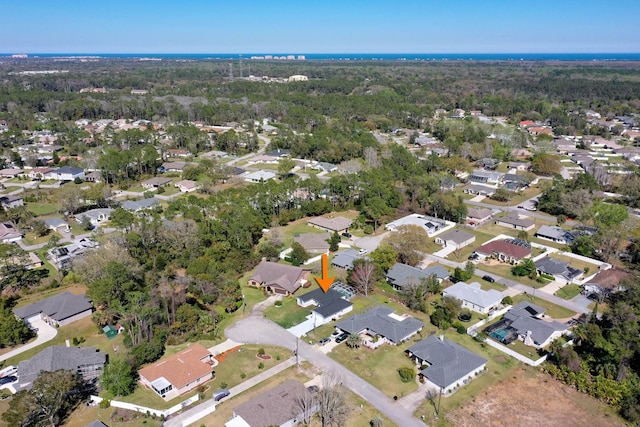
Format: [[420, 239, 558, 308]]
[[90, 393, 202, 418]]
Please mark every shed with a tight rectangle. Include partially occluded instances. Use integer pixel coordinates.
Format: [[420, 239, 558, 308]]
[[103, 325, 118, 339]]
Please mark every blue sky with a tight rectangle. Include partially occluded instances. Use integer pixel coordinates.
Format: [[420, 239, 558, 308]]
[[2, 0, 639, 53]]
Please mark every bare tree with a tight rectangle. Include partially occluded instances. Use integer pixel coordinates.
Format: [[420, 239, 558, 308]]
[[425, 387, 440, 415], [340, 159, 362, 174], [293, 389, 317, 425], [350, 260, 376, 297], [317, 372, 351, 427], [364, 146, 381, 168]]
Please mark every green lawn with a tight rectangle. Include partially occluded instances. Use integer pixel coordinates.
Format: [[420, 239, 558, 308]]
[[480, 187, 542, 207], [26, 203, 59, 215], [554, 283, 582, 300], [547, 253, 600, 275], [480, 262, 551, 289], [511, 294, 576, 319], [264, 292, 313, 328]]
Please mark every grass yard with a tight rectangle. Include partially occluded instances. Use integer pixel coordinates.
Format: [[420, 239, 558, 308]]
[[21, 232, 51, 246], [264, 291, 313, 328], [511, 293, 576, 319], [329, 339, 420, 399], [479, 262, 550, 289], [27, 203, 59, 215], [555, 283, 582, 300], [480, 187, 542, 207]]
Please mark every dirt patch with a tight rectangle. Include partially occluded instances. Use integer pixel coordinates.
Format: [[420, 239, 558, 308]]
[[447, 367, 626, 427], [494, 356, 506, 363], [214, 346, 241, 363]]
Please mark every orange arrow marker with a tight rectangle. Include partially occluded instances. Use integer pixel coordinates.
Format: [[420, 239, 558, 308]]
[[315, 253, 335, 293]]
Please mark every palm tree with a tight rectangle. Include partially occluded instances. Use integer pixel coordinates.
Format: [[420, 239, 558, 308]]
[[345, 333, 361, 349]]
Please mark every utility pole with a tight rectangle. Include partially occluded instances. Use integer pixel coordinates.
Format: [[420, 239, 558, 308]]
[[228, 63, 233, 81], [295, 337, 299, 366], [239, 55, 243, 78]]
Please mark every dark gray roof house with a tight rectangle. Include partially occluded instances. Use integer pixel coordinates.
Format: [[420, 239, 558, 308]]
[[386, 263, 449, 291], [86, 422, 108, 427], [14, 292, 93, 326], [535, 225, 575, 244], [408, 335, 487, 392], [16, 346, 106, 390], [501, 302, 567, 348], [535, 256, 582, 281], [228, 380, 313, 427], [336, 305, 423, 344], [121, 198, 159, 213], [297, 287, 353, 320], [331, 249, 361, 270]]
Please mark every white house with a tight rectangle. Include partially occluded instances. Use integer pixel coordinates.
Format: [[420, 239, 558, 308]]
[[434, 229, 476, 249], [175, 179, 199, 193], [75, 208, 114, 227], [47, 166, 85, 181], [296, 287, 354, 326], [244, 170, 276, 183], [442, 282, 504, 314]]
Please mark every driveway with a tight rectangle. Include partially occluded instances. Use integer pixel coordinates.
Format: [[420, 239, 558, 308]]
[[354, 232, 389, 253], [0, 317, 57, 363]]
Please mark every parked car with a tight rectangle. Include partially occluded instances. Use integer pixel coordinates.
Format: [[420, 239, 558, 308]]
[[482, 275, 496, 283], [335, 333, 349, 344], [318, 337, 331, 346], [307, 385, 320, 393], [0, 375, 17, 385], [341, 232, 352, 238], [212, 389, 230, 401]]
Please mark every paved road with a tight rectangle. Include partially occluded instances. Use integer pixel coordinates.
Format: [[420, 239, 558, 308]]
[[0, 317, 57, 363], [464, 199, 557, 223]]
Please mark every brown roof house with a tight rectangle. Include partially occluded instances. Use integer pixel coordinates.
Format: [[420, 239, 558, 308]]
[[307, 216, 353, 234], [495, 213, 535, 232], [475, 239, 531, 263], [225, 380, 316, 427], [293, 233, 330, 255], [0, 222, 23, 243], [139, 343, 215, 400], [584, 269, 631, 296], [248, 261, 307, 296]]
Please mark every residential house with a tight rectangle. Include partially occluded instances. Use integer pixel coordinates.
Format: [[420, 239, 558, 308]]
[[0, 252, 44, 271], [463, 184, 496, 197], [46, 237, 98, 269], [293, 233, 330, 255], [166, 149, 190, 158], [535, 256, 583, 281], [243, 170, 276, 183], [16, 346, 106, 390], [160, 161, 189, 173], [407, 335, 487, 393], [508, 162, 530, 171], [296, 287, 354, 325], [331, 249, 362, 270], [502, 173, 529, 191], [442, 282, 504, 314], [474, 239, 531, 263], [175, 179, 199, 193], [121, 198, 159, 213], [0, 168, 23, 179], [386, 263, 449, 292], [385, 214, 450, 237], [0, 222, 23, 243], [14, 292, 93, 327], [310, 161, 338, 173], [307, 216, 353, 234], [469, 170, 503, 185], [226, 380, 315, 427], [248, 261, 307, 296], [583, 269, 630, 296], [139, 344, 215, 400], [336, 305, 424, 349], [434, 229, 475, 249], [535, 225, 574, 245], [84, 171, 102, 183], [0, 195, 24, 209], [42, 217, 70, 233], [495, 214, 535, 232], [486, 302, 567, 349], [28, 167, 54, 180], [466, 208, 494, 226], [86, 422, 108, 427], [47, 166, 85, 181], [141, 177, 172, 189], [264, 149, 291, 158], [75, 208, 114, 227]]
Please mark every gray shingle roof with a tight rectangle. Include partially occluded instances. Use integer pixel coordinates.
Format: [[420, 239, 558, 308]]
[[437, 229, 475, 245], [535, 256, 582, 280], [233, 380, 310, 427], [297, 288, 353, 318], [17, 345, 106, 388], [331, 249, 360, 269], [13, 292, 93, 322], [121, 198, 158, 212], [336, 305, 423, 344], [535, 225, 573, 242], [409, 335, 487, 389], [386, 263, 449, 290], [503, 303, 566, 346]]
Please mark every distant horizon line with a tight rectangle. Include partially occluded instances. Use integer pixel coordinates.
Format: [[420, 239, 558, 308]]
[[3, 52, 640, 56]]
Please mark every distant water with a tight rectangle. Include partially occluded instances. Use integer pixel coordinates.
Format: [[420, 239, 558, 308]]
[[2, 53, 640, 61]]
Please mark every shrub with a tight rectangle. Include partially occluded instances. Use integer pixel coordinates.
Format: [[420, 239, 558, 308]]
[[99, 399, 111, 409], [240, 373, 246, 379], [220, 382, 228, 389], [258, 362, 264, 369], [502, 295, 513, 305], [258, 347, 265, 355], [274, 300, 283, 307], [363, 225, 374, 234], [398, 366, 415, 383], [454, 322, 467, 334]]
